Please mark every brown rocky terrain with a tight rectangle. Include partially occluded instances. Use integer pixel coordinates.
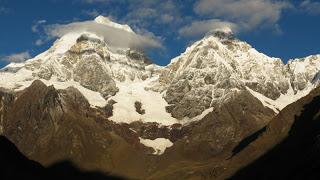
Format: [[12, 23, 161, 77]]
[[149, 86, 320, 179], [0, 80, 277, 179], [1, 80, 153, 179], [229, 86, 320, 179]]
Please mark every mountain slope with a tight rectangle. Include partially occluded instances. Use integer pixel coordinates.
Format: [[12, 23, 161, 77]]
[[147, 86, 320, 180], [1, 80, 159, 179], [0, 79, 275, 179], [230, 86, 320, 179]]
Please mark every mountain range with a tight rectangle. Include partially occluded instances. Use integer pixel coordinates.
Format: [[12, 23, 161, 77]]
[[0, 16, 319, 179]]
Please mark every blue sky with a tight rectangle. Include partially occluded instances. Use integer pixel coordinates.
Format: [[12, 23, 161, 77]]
[[0, 0, 320, 68]]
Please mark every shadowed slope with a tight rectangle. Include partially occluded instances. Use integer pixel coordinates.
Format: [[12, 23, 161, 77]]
[[232, 88, 320, 179], [0, 136, 122, 180]]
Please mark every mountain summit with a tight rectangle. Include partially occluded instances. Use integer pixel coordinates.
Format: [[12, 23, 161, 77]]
[[155, 31, 320, 117], [206, 27, 235, 40], [94, 15, 134, 33]]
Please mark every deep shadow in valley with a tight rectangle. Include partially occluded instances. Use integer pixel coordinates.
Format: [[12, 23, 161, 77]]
[[232, 95, 320, 179], [231, 126, 267, 157], [0, 136, 123, 180]]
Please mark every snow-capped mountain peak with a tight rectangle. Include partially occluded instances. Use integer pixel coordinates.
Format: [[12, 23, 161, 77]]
[[206, 27, 235, 40], [36, 16, 136, 58], [0, 17, 158, 110], [94, 15, 134, 33], [48, 32, 103, 56], [153, 33, 320, 119]]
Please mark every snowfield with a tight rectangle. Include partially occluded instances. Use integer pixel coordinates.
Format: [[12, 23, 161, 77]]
[[109, 78, 179, 126]]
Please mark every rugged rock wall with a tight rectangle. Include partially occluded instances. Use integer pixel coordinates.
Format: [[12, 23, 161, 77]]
[[0, 80, 276, 179]]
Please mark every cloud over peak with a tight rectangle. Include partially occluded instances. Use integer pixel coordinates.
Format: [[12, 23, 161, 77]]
[[75, 0, 318, 39], [194, 0, 291, 29], [179, 19, 237, 37], [36, 16, 163, 50]]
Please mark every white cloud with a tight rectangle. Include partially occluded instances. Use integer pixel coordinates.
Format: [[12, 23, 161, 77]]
[[160, 14, 175, 24], [72, 0, 292, 40], [179, 19, 238, 37], [73, 0, 188, 38], [300, 0, 320, 15], [41, 19, 163, 49], [1, 52, 31, 63], [32, 20, 48, 46], [123, 0, 185, 27], [194, 0, 291, 31], [35, 39, 45, 46], [31, 20, 47, 32]]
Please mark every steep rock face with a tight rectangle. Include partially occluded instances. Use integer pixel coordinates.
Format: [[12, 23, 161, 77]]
[[22, 33, 155, 98], [312, 71, 320, 86], [155, 31, 288, 118], [0, 90, 14, 134], [4, 80, 65, 157], [1, 81, 156, 179], [153, 31, 320, 119], [146, 90, 274, 179], [287, 55, 320, 92]]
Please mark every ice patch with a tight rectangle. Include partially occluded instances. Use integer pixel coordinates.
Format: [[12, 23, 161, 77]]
[[180, 107, 214, 125], [246, 84, 313, 113], [246, 87, 280, 112], [139, 137, 173, 155]]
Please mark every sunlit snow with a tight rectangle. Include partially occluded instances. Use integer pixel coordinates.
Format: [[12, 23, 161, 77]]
[[139, 137, 173, 155]]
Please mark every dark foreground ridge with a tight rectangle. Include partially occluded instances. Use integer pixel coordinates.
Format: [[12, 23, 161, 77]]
[[232, 95, 320, 179], [231, 126, 267, 157], [0, 136, 123, 180]]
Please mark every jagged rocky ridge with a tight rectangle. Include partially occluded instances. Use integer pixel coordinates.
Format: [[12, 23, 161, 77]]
[[155, 30, 320, 118]]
